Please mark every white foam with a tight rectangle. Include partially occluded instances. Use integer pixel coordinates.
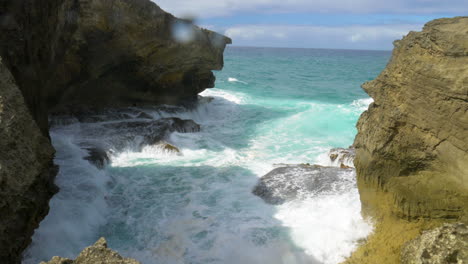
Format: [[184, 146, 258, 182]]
[[228, 77, 248, 84], [22, 130, 112, 263], [200, 88, 246, 104], [351, 98, 373, 112], [24, 88, 373, 264], [276, 185, 372, 264]]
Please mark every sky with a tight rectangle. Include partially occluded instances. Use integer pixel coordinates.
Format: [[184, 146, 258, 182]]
[[154, 0, 467, 50]]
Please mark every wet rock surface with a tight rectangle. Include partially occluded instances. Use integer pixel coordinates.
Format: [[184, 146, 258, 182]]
[[40, 238, 140, 264], [50, 112, 200, 168], [401, 223, 468, 264], [253, 165, 354, 205], [328, 147, 355, 168]]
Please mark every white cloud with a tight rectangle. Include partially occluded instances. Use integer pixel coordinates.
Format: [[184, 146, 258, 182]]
[[223, 24, 422, 50], [154, 0, 467, 18]]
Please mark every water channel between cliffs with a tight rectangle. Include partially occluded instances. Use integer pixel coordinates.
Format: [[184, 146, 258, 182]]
[[23, 47, 391, 264]]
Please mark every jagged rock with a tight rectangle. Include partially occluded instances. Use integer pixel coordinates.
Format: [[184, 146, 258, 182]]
[[252, 165, 353, 205], [354, 16, 468, 220], [164, 117, 201, 133], [0, 57, 58, 263], [40, 238, 140, 264], [83, 147, 110, 169], [0, 0, 231, 136], [153, 141, 182, 155], [401, 223, 468, 264]]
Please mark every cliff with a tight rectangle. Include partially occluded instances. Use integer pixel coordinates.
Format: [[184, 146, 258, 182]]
[[346, 17, 468, 263], [0, 0, 230, 263], [0, 57, 58, 263], [0, 0, 231, 135]]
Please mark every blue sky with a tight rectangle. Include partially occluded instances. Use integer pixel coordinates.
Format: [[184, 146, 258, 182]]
[[154, 0, 467, 50]]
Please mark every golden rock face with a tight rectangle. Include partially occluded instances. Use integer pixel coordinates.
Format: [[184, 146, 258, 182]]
[[347, 17, 468, 263]]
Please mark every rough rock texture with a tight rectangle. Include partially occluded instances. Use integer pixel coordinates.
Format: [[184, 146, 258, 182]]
[[401, 223, 468, 264], [40, 238, 140, 264], [0, 57, 57, 263], [253, 165, 354, 204], [346, 17, 468, 264], [0, 0, 231, 135], [354, 16, 468, 220]]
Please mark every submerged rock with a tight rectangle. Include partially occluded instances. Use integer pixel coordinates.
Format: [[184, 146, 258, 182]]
[[0, 57, 58, 263], [164, 117, 201, 133], [40, 238, 140, 264], [83, 147, 110, 169], [69, 116, 198, 166], [252, 165, 354, 205], [401, 223, 468, 264], [153, 141, 182, 155]]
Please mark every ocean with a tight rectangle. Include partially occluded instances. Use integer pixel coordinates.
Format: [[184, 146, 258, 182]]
[[23, 46, 391, 264]]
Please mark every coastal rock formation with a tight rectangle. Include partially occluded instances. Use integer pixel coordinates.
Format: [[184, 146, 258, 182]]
[[347, 17, 468, 263], [0, 57, 57, 263], [401, 223, 468, 264], [0, 0, 231, 135], [253, 165, 354, 204], [40, 238, 140, 264]]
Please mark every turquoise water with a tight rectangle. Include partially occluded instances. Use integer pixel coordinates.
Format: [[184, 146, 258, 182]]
[[23, 47, 391, 264]]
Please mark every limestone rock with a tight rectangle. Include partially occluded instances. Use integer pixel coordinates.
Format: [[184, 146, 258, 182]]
[[0, 0, 231, 135], [401, 223, 468, 264], [40, 238, 140, 264], [0, 57, 57, 263], [353, 16, 468, 220]]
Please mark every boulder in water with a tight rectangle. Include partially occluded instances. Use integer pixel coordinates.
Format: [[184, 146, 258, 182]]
[[83, 147, 110, 169], [164, 117, 201, 133], [252, 165, 353, 205], [153, 142, 182, 155]]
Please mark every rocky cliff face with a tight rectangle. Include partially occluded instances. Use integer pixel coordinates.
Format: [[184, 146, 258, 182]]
[[0, 0, 231, 135], [347, 17, 468, 263], [0, 57, 57, 263], [0, 0, 230, 263]]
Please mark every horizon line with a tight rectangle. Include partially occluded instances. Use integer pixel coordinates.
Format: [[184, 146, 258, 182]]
[[227, 45, 393, 52]]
